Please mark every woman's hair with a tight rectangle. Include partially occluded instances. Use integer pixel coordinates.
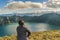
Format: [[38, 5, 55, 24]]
[[18, 20, 24, 25]]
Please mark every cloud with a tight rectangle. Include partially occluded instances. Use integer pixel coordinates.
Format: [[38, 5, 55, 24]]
[[4, 1, 44, 10], [1, 0, 60, 14], [31, 2, 43, 8], [46, 0, 60, 8], [6, 0, 60, 10], [0, 9, 14, 14]]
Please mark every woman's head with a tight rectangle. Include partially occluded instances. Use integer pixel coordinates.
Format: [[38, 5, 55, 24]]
[[18, 20, 24, 25]]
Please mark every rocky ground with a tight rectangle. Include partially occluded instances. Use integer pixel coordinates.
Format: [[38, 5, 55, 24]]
[[0, 30, 60, 40]]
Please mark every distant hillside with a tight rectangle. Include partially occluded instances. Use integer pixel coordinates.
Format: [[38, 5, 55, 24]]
[[28, 13, 60, 26], [0, 13, 60, 26]]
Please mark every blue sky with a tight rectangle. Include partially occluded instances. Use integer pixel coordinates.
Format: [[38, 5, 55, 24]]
[[0, 0, 48, 8]]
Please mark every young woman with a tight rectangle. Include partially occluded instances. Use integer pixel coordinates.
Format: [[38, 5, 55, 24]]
[[16, 20, 31, 40]]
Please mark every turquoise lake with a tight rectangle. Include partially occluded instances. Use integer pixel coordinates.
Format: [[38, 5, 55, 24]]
[[0, 22, 60, 37]]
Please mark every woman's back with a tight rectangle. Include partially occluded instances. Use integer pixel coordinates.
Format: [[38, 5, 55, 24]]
[[16, 20, 31, 40], [17, 26, 31, 40], [17, 26, 27, 37]]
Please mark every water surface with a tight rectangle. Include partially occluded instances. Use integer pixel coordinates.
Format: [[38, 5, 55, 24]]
[[0, 22, 60, 37]]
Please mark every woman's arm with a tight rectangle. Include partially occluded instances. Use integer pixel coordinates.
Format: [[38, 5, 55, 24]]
[[27, 30, 31, 37], [26, 28, 31, 37]]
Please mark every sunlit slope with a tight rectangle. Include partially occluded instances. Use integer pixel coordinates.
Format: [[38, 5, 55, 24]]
[[0, 30, 60, 40]]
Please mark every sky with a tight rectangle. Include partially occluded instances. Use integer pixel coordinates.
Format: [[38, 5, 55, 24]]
[[0, 0, 48, 8], [0, 0, 60, 14]]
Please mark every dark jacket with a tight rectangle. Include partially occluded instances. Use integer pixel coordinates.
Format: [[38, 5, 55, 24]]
[[17, 25, 31, 40]]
